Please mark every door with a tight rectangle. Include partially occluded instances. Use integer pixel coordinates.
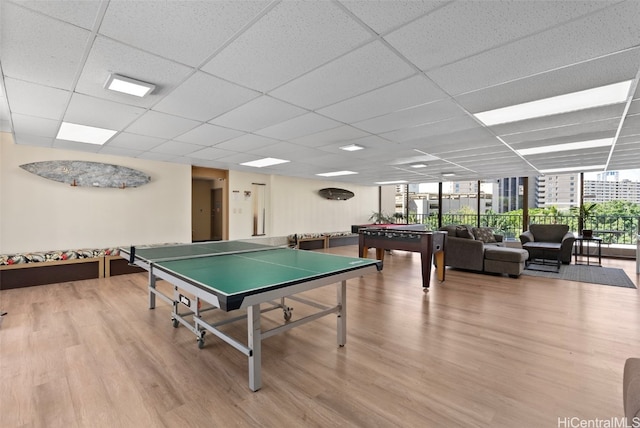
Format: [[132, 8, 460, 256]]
[[211, 188, 223, 241]]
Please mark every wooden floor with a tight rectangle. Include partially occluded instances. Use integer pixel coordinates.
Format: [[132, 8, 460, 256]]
[[1, 245, 639, 427]]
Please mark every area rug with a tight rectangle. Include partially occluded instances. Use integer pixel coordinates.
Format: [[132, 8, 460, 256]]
[[521, 264, 636, 288]]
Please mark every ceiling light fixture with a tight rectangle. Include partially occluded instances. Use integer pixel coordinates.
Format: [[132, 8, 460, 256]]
[[516, 138, 613, 156], [316, 171, 358, 177], [411, 164, 427, 168], [240, 157, 290, 168], [442, 172, 456, 177], [339, 144, 364, 152], [56, 122, 117, 145], [540, 165, 605, 174], [105, 73, 156, 97], [474, 80, 632, 126], [375, 180, 408, 185]]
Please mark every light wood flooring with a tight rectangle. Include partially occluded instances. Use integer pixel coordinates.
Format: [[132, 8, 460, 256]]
[[1, 245, 639, 427]]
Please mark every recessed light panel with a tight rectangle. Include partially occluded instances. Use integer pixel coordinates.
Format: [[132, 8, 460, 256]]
[[474, 80, 632, 126], [339, 144, 364, 151], [517, 138, 613, 156], [375, 180, 408, 184], [105, 74, 155, 97], [316, 171, 358, 177], [240, 157, 290, 168], [56, 122, 117, 145]]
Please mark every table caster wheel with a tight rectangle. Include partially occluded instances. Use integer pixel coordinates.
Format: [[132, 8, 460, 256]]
[[197, 338, 205, 349], [283, 307, 292, 321], [172, 318, 179, 328]]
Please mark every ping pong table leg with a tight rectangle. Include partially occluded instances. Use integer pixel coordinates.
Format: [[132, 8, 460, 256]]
[[337, 280, 346, 346], [247, 304, 262, 392], [148, 271, 156, 309]]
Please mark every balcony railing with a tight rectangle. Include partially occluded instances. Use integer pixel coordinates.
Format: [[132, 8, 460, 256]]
[[408, 213, 640, 244]]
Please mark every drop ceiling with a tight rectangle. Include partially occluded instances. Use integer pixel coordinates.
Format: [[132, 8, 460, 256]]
[[1, 0, 639, 186]]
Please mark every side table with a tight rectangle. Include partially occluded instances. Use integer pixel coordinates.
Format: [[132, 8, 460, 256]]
[[574, 235, 602, 266]]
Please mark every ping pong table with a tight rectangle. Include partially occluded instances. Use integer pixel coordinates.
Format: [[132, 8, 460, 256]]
[[120, 241, 381, 391]]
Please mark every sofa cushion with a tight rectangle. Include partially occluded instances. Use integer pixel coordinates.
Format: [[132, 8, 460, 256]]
[[472, 227, 496, 243], [484, 246, 529, 263], [456, 225, 475, 239]]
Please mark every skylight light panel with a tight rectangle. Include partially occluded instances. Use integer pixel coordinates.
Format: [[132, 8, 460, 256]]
[[339, 144, 364, 151], [517, 138, 613, 156], [375, 180, 408, 185], [56, 122, 117, 145], [474, 80, 632, 126], [316, 171, 358, 177], [240, 157, 290, 168]]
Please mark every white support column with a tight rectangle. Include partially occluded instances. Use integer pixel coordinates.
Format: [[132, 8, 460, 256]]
[[247, 304, 262, 391], [337, 280, 347, 346]]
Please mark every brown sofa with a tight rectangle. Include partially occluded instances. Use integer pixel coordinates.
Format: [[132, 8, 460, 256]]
[[519, 224, 575, 264], [438, 225, 529, 278]]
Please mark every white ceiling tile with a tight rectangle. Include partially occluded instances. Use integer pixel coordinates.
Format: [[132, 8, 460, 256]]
[[500, 118, 620, 145], [136, 152, 179, 162], [210, 96, 307, 132], [340, 0, 447, 35], [247, 142, 323, 161], [105, 132, 166, 151], [213, 134, 281, 152], [256, 112, 342, 141], [100, 1, 271, 67], [380, 115, 482, 143], [174, 124, 244, 146], [202, 1, 372, 92], [12, 133, 53, 147], [153, 72, 261, 122], [290, 125, 370, 147], [455, 47, 640, 113], [98, 146, 146, 158], [270, 41, 415, 109], [53, 139, 103, 153], [385, 1, 614, 72], [1, 2, 92, 89], [353, 99, 466, 134], [189, 146, 239, 161], [65, 93, 146, 130], [17, 0, 103, 29], [11, 114, 59, 137], [492, 104, 626, 137], [75, 36, 193, 108], [125, 111, 200, 139], [318, 75, 448, 123], [4, 78, 69, 120], [427, 2, 640, 94], [0, 120, 11, 133], [151, 141, 205, 156]]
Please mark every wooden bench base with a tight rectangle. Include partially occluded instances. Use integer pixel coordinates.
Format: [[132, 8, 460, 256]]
[[0, 256, 144, 290]]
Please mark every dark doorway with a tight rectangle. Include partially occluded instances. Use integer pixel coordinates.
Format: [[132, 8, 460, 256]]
[[211, 188, 223, 241]]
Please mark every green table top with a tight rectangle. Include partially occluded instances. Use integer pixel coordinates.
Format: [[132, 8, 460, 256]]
[[123, 242, 380, 310]]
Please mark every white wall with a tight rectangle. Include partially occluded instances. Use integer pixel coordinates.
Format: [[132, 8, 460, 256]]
[[1, 133, 396, 252], [227, 170, 390, 239], [0, 134, 191, 253]]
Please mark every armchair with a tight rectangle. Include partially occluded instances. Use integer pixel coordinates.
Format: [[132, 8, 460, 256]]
[[519, 224, 575, 264]]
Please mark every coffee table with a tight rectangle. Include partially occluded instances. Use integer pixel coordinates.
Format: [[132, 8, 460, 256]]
[[522, 242, 562, 272]]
